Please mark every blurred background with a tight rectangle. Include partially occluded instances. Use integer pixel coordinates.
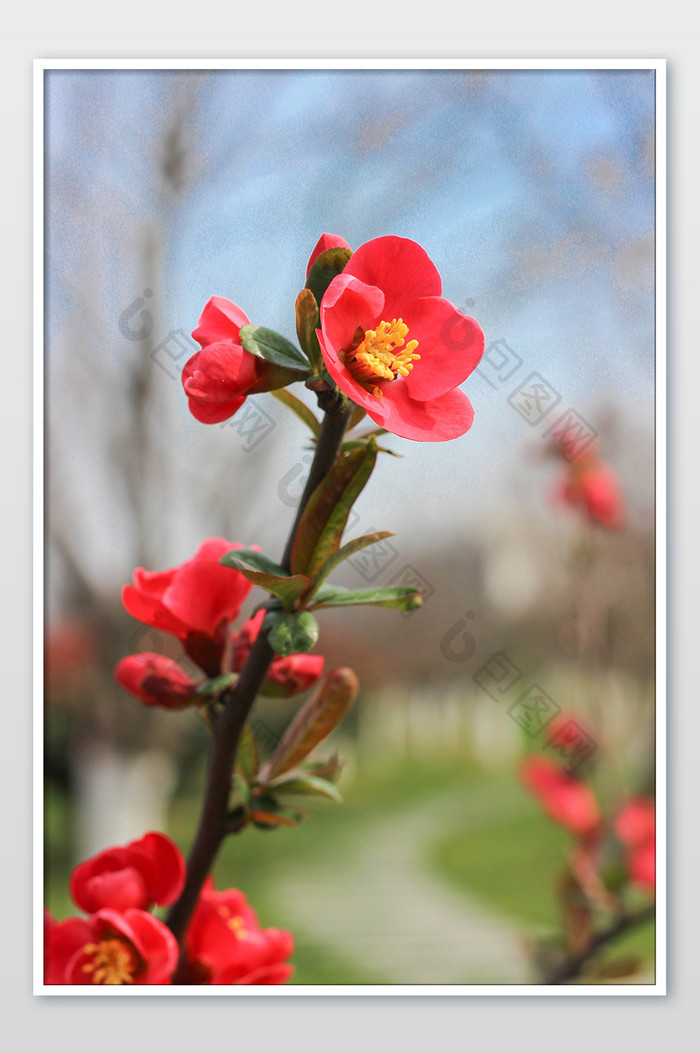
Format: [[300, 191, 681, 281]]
[[44, 67, 656, 984]]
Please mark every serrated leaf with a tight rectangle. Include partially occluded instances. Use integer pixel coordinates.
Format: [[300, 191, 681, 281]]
[[308, 584, 424, 611], [290, 439, 377, 577], [295, 289, 323, 373], [306, 531, 395, 597], [268, 773, 343, 803], [239, 324, 310, 371], [263, 610, 319, 657], [221, 549, 310, 608], [259, 668, 358, 782], [271, 388, 321, 436], [305, 246, 353, 307], [236, 723, 259, 782]]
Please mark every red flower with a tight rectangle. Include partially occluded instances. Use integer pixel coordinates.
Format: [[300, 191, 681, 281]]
[[306, 233, 352, 278], [70, 832, 186, 914], [520, 756, 601, 838], [183, 296, 304, 424], [560, 461, 626, 529], [615, 797, 655, 893], [183, 878, 294, 985], [115, 653, 201, 710], [232, 610, 324, 698], [317, 236, 484, 441], [122, 538, 253, 675], [45, 908, 178, 985]]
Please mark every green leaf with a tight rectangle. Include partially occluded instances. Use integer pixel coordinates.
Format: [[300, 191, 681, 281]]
[[305, 246, 353, 307], [268, 772, 343, 803], [221, 548, 310, 607], [304, 752, 344, 784], [290, 438, 378, 577], [308, 584, 424, 612], [234, 775, 254, 813], [259, 668, 358, 782], [295, 288, 323, 373], [263, 610, 319, 657], [271, 388, 321, 436], [346, 403, 367, 430], [195, 673, 236, 697], [236, 724, 259, 782], [306, 531, 395, 597], [239, 324, 310, 371], [251, 809, 302, 829]]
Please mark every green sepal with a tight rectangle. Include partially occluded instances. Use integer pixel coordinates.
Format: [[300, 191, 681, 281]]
[[233, 774, 254, 813], [305, 246, 353, 307], [308, 584, 424, 612], [295, 288, 323, 373], [267, 772, 343, 803], [263, 610, 320, 657], [290, 438, 377, 577], [239, 323, 310, 371], [195, 673, 236, 697], [220, 549, 310, 608]]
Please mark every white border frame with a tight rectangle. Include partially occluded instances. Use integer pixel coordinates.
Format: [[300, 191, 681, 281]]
[[34, 57, 666, 996]]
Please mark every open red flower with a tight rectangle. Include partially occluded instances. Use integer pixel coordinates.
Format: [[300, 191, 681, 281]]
[[115, 653, 201, 710], [232, 610, 324, 698], [520, 756, 601, 838], [70, 832, 186, 914], [317, 236, 484, 441], [45, 908, 178, 985], [183, 296, 304, 424], [182, 878, 293, 985], [122, 538, 252, 675]]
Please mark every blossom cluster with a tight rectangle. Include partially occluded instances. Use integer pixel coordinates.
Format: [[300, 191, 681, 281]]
[[45, 832, 293, 985], [520, 714, 655, 896]]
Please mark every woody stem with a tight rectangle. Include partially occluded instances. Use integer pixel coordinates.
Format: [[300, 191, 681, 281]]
[[165, 390, 352, 977]]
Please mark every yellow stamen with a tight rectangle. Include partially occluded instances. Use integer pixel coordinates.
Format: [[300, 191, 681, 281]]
[[344, 318, 420, 399], [227, 915, 248, 940], [81, 938, 139, 985]]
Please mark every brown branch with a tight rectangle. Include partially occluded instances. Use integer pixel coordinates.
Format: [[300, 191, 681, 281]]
[[545, 902, 656, 984], [164, 391, 352, 978]]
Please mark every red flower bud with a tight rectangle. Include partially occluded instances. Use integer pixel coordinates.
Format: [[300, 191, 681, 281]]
[[615, 797, 655, 893], [183, 296, 305, 424], [115, 653, 200, 709], [306, 233, 352, 278], [69, 832, 185, 915]]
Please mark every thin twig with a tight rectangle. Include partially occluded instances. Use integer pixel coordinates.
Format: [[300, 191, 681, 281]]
[[545, 902, 656, 984]]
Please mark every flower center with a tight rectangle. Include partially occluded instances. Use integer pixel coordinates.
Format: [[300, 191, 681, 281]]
[[82, 938, 140, 985], [344, 318, 420, 399], [218, 904, 248, 939]]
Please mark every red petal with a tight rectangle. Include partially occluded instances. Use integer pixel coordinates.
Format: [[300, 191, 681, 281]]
[[319, 273, 385, 360], [344, 236, 442, 319], [187, 394, 246, 424], [183, 341, 258, 403], [162, 539, 252, 637], [399, 297, 484, 402], [192, 296, 250, 348], [364, 385, 476, 443], [128, 832, 186, 907]]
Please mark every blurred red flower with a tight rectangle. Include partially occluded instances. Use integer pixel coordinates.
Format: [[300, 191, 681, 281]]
[[232, 610, 324, 697], [182, 878, 294, 985], [559, 460, 626, 529], [318, 236, 484, 441], [520, 755, 601, 838], [615, 797, 655, 893], [45, 908, 178, 985], [114, 652, 201, 710], [183, 296, 304, 424], [70, 831, 186, 914]]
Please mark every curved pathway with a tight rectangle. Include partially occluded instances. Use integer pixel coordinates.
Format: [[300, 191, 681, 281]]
[[269, 781, 534, 985]]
